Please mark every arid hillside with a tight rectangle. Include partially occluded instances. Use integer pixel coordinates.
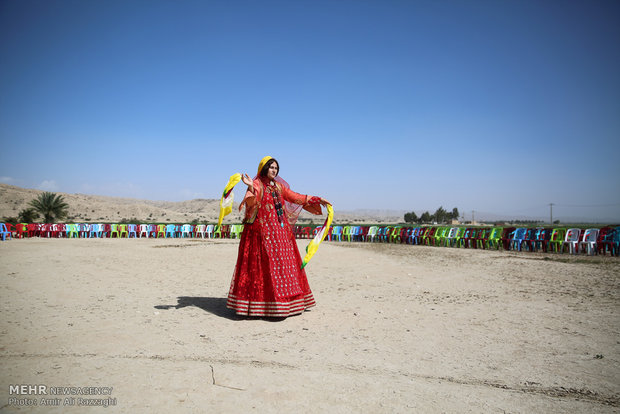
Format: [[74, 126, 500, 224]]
[[0, 184, 403, 224]]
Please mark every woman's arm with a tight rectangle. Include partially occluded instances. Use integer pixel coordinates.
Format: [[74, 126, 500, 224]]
[[281, 187, 330, 214]]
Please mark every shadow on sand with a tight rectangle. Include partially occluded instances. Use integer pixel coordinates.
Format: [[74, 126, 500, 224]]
[[154, 296, 288, 322], [155, 296, 241, 320]]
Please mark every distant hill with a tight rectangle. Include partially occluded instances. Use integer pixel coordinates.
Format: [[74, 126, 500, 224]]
[[0, 184, 405, 224]]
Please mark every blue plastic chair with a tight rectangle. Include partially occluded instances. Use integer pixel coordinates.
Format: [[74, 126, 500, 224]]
[[126, 224, 136, 238], [0, 223, 11, 241], [509, 228, 528, 251], [165, 224, 176, 238], [89, 224, 102, 238], [331, 226, 343, 241]]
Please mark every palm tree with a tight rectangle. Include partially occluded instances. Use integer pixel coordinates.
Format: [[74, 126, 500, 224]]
[[29, 192, 69, 223], [18, 208, 39, 223]]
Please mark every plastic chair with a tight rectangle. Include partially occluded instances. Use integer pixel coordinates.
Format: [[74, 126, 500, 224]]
[[165, 224, 176, 238], [533, 228, 553, 252], [77, 223, 90, 238], [0, 223, 11, 241], [475, 228, 492, 249], [462, 228, 478, 248], [522, 228, 539, 252], [366, 226, 378, 242], [484, 227, 503, 249], [214, 224, 230, 239], [64, 224, 77, 238], [397, 227, 410, 244], [100, 224, 110, 238], [562, 228, 582, 254], [156, 224, 166, 238], [509, 228, 527, 251], [388, 226, 401, 243], [596, 227, 615, 255], [27, 223, 40, 237], [546, 228, 564, 252], [342, 226, 352, 242], [89, 224, 102, 238], [39, 223, 52, 238], [54, 223, 67, 238], [578, 228, 600, 255], [205, 224, 215, 238], [108, 224, 119, 239], [13, 223, 28, 238], [358, 226, 370, 242], [421, 227, 435, 245], [331, 226, 343, 241], [498, 227, 516, 250], [139, 224, 151, 238], [230, 224, 244, 239], [181, 224, 193, 238], [194, 224, 206, 238]]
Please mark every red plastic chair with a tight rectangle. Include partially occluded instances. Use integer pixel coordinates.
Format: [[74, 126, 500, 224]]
[[40, 223, 54, 238], [53, 223, 67, 238], [596, 227, 614, 255], [499, 227, 516, 250], [13, 223, 28, 238]]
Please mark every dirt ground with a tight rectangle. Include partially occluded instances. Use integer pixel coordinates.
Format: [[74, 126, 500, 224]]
[[1, 238, 618, 413]]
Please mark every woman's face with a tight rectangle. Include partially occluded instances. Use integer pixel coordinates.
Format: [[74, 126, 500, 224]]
[[267, 162, 279, 180]]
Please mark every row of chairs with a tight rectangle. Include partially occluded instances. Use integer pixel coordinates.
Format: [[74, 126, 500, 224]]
[[1, 223, 245, 240], [320, 225, 620, 256], [3, 222, 618, 256]]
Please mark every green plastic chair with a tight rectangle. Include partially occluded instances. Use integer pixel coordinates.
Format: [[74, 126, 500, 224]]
[[548, 228, 566, 253], [389, 226, 402, 243], [66, 224, 79, 238], [156, 224, 166, 238], [433, 227, 447, 246], [342, 226, 352, 242], [452, 227, 466, 247], [230, 224, 244, 239], [485, 227, 503, 249]]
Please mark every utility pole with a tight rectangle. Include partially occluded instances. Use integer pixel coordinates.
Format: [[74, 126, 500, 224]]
[[472, 210, 475, 224], [549, 203, 554, 224]]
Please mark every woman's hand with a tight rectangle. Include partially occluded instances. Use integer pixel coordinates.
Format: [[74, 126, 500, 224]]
[[320, 198, 331, 206], [241, 173, 253, 187]]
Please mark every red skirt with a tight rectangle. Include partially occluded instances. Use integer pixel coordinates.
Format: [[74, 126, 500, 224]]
[[227, 220, 316, 317]]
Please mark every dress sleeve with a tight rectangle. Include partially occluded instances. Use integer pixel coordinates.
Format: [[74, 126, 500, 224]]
[[239, 179, 263, 223], [281, 187, 323, 215]]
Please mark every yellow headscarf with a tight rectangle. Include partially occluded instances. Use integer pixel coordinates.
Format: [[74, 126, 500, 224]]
[[257, 155, 273, 176]]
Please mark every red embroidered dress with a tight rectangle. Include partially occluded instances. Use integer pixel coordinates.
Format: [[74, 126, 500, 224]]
[[227, 176, 322, 317]]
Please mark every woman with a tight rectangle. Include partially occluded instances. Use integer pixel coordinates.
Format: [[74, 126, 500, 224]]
[[227, 156, 330, 318]]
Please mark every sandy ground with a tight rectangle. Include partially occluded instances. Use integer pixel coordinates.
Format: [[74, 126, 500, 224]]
[[0, 238, 619, 413]]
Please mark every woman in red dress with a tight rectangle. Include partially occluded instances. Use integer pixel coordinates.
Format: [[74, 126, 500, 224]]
[[227, 156, 330, 318]]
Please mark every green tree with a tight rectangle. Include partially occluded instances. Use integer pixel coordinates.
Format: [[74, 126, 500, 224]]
[[18, 208, 39, 223], [451, 207, 459, 220], [404, 211, 418, 223], [420, 211, 431, 223], [29, 192, 69, 223], [434, 206, 447, 223]]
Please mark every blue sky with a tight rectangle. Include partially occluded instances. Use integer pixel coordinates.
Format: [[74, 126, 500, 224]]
[[1, 0, 619, 222]]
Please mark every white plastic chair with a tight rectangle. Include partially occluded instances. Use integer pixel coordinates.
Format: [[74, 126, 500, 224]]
[[579, 228, 599, 255], [205, 224, 215, 238], [194, 224, 206, 238], [444, 227, 459, 247], [181, 224, 193, 238], [562, 228, 582, 254], [139, 224, 150, 238]]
